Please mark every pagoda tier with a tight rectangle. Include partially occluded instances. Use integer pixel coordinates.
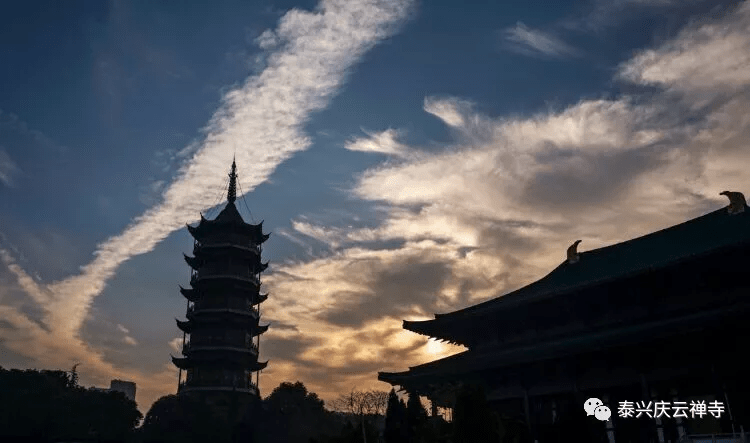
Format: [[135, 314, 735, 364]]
[[172, 355, 268, 371], [188, 243, 270, 269], [179, 286, 269, 305], [190, 271, 261, 290], [184, 251, 269, 273], [174, 159, 270, 397], [176, 318, 269, 336], [184, 253, 269, 274]]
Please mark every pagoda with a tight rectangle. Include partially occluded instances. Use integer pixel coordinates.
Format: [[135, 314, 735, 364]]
[[172, 159, 270, 396]]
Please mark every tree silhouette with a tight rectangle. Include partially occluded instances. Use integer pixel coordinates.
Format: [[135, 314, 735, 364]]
[[257, 381, 340, 443], [0, 367, 141, 442], [141, 393, 236, 443], [329, 388, 390, 443], [384, 389, 407, 443]]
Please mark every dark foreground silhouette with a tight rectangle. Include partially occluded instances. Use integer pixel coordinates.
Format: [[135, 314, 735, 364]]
[[0, 366, 142, 442], [1, 367, 532, 443]]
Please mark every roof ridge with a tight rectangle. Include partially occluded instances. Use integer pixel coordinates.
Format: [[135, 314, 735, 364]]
[[425, 204, 749, 322]]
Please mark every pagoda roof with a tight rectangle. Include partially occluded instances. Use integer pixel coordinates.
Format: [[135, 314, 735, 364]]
[[187, 202, 269, 243], [404, 196, 750, 340]]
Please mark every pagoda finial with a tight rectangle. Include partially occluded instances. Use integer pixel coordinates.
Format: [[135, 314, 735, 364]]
[[227, 157, 237, 203]]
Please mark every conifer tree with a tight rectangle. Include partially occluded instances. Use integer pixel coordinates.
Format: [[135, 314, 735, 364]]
[[384, 389, 407, 443]]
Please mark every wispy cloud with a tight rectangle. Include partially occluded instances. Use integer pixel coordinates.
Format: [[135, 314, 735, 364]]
[[502, 22, 583, 58], [619, 1, 750, 98], [117, 324, 138, 346], [424, 96, 474, 127], [345, 129, 410, 157], [0, 148, 20, 187], [0, 0, 414, 410]]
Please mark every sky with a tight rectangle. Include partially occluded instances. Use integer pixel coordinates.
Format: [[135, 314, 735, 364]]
[[1, 0, 749, 414]]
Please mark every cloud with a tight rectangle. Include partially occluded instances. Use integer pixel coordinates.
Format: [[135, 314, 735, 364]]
[[255, 29, 280, 50], [117, 324, 138, 346], [0, 0, 414, 411], [344, 129, 410, 157], [168, 337, 183, 353], [502, 22, 583, 58], [258, 1, 750, 401], [423, 96, 473, 127], [619, 2, 750, 97], [0, 148, 20, 187]]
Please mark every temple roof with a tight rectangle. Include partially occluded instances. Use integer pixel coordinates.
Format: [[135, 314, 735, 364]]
[[381, 298, 750, 386], [405, 195, 750, 339]]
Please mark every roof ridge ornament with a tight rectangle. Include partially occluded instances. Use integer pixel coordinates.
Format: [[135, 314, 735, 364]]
[[720, 191, 746, 215], [567, 240, 582, 264]]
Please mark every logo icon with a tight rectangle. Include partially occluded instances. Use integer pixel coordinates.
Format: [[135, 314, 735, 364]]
[[594, 405, 612, 421], [584, 398, 603, 416]]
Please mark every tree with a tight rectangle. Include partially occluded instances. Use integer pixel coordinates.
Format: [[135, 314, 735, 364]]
[[265, 381, 325, 416], [140, 393, 224, 443], [384, 389, 407, 443], [0, 367, 141, 442], [258, 381, 340, 443], [329, 389, 390, 443], [69, 363, 80, 388]]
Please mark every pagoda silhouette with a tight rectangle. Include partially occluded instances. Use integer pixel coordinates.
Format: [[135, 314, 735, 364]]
[[172, 159, 270, 398]]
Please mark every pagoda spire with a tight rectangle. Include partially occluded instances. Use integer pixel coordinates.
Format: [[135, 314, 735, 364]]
[[227, 157, 237, 203]]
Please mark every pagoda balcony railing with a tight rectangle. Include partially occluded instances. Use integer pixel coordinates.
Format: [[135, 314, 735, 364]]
[[194, 240, 261, 254], [190, 270, 260, 286], [178, 380, 259, 395], [186, 304, 259, 319], [182, 341, 258, 356]]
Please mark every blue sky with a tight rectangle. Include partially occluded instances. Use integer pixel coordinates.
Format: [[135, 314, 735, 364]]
[[1, 0, 748, 412]]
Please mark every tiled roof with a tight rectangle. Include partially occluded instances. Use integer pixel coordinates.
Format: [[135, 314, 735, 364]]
[[405, 200, 750, 337]]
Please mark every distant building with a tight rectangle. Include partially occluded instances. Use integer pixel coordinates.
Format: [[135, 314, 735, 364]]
[[90, 379, 137, 402], [172, 159, 270, 398], [380, 191, 750, 442], [109, 379, 136, 402]]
